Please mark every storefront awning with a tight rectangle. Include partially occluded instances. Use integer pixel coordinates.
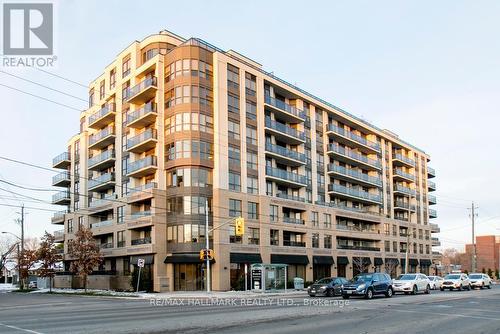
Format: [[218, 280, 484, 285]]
[[400, 258, 419, 266], [385, 258, 399, 265], [230, 253, 262, 264], [337, 256, 349, 265], [130, 254, 154, 265], [420, 259, 432, 266], [374, 257, 384, 266], [312, 256, 334, 265], [164, 253, 215, 264], [271, 254, 309, 265]]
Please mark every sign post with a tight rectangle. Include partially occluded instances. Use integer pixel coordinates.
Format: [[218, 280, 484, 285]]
[[136, 258, 145, 293]]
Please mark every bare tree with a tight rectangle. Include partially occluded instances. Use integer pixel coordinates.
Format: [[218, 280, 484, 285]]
[[352, 257, 370, 276], [1, 235, 16, 273], [18, 249, 38, 290], [37, 232, 62, 292], [67, 227, 103, 292], [384, 259, 399, 278]]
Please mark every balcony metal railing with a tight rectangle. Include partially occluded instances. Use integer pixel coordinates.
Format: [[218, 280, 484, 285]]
[[127, 156, 157, 174], [89, 126, 115, 146], [328, 184, 382, 203], [52, 210, 67, 221], [265, 117, 305, 141], [276, 192, 305, 202], [52, 190, 70, 203], [88, 103, 115, 125], [326, 124, 380, 151], [394, 169, 415, 181], [337, 244, 380, 252], [126, 102, 157, 124], [100, 242, 113, 249], [327, 164, 382, 186], [394, 184, 416, 196], [127, 128, 157, 149], [283, 240, 306, 247], [131, 237, 152, 245], [264, 95, 305, 120], [265, 142, 306, 162], [266, 166, 307, 185], [327, 144, 381, 169], [88, 149, 115, 168], [336, 225, 377, 233], [393, 153, 415, 166], [88, 172, 115, 190], [282, 217, 305, 225], [52, 152, 70, 166], [52, 171, 70, 184], [92, 220, 113, 228], [124, 76, 157, 100]]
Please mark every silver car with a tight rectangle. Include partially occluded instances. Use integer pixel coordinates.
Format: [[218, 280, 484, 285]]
[[468, 273, 492, 289], [441, 273, 471, 291], [392, 273, 431, 295], [427, 276, 444, 290]]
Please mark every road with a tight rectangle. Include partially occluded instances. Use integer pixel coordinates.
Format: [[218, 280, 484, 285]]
[[1, 287, 500, 334]]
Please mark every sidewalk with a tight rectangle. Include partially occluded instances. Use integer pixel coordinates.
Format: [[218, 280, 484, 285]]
[[139, 289, 308, 299], [0, 283, 16, 292]]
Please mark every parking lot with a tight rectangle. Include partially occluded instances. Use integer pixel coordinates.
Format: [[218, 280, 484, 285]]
[[0, 286, 499, 334]]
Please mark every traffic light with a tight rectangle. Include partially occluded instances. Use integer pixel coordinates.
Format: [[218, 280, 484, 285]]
[[199, 249, 207, 261], [207, 249, 214, 261], [235, 217, 245, 236]]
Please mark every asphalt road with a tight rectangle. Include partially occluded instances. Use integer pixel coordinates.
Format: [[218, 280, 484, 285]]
[[1, 287, 500, 334]]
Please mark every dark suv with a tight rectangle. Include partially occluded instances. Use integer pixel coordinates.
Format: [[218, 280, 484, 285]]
[[342, 273, 393, 299]]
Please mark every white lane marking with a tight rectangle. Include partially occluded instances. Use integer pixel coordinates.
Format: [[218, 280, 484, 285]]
[[0, 323, 44, 334], [0, 302, 75, 310]]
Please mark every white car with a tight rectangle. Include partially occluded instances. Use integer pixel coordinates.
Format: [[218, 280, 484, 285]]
[[392, 273, 431, 295], [427, 276, 444, 290], [441, 273, 471, 291], [468, 273, 492, 289]]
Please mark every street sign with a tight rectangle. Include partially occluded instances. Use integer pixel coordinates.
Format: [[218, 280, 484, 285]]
[[137, 258, 145, 268]]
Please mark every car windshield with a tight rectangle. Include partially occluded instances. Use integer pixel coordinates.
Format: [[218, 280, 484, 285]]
[[350, 274, 373, 283], [469, 274, 482, 279], [445, 274, 461, 279], [315, 278, 333, 284], [427, 276, 435, 280], [397, 274, 416, 280]]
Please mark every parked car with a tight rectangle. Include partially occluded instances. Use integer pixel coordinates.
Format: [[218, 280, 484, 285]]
[[342, 273, 393, 299], [28, 281, 37, 289], [441, 273, 471, 291], [392, 273, 431, 295], [468, 273, 492, 289], [307, 277, 348, 297], [427, 276, 444, 290]]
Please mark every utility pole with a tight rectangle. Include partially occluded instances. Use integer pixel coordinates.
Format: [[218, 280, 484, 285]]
[[205, 199, 210, 293], [15, 204, 25, 289], [470, 202, 478, 273], [405, 193, 412, 274]]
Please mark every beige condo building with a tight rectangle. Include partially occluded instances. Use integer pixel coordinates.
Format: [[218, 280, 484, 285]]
[[51, 30, 440, 292]]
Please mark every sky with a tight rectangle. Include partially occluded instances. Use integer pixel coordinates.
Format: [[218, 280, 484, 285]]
[[0, 0, 499, 252]]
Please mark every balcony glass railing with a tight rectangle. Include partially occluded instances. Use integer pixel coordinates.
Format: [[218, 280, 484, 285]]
[[394, 201, 416, 210], [336, 225, 377, 233], [127, 156, 157, 174], [52, 210, 67, 220], [326, 124, 380, 151], [327, 164, 382, 186], [54, 229, 64, 238], [429, 209, 437, 217], [127, 182, 157, 195], [337, 244, 380, 251], [89, 126, 115, 146], [52, 190, 70, 202], [52, 171, 70, 184], [393, 153, 415, 166], [92, 220, 113, 228], [89, 193, 116, 208], [131, 210, 152, 219], [264, 95, 305, 120], [276, 192, 305, 202], [88, 103, 115, 125], [124, 76, 157, 100], [282, 217, 305, 225], [265, 142, 306, 162], [283, 240, 306, 247], [327, 144, 381, 168], [393, 184, 416, 196], [265, 117, 305, 141], [126, 102, 157, 124], [131, 237, 152, 245], [428, 180, 436, 189], [427, 166, 436, 176], [88, 149, 115, 168], [88, 172, 115, 189], [127, 128, 157, 149], [394, 169, 415, 181], [52, 152, 70, 166], [266, 166, 307, 185], [428, 195, 437, 204], [328, 184, 382, 203]]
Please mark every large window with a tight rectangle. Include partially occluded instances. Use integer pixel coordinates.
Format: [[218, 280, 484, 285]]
[[248, 227, 259, 245], [228, 120, 240, 140], [270, 205, 278, 222], [247, 176, 258, 194], [270, 229, 279, 246], [168, 224, 205, 244], [246, 126, 257, 146], [245, 72, 256, 96], [166, 196, 211, 215], [229, 172, 241, 191], [323, 213, 332, 228], [246, 151, 257, 170], [324, 235, 332, 249], [166, 59, 213, 81], [246, 101, 257, 120], [228, 93, 240, 114], [166, 140, 214, 161], [229, 225, 242, 244], [312, 233, 319, 248], [311, 211, 319, 227], [248, 202, 258, 220], [229, 199, 242, 217], [228, 145, 240, 165], [165, 85, 213, 108], [166, 167, 212, 188], [165, 112, 213, 134], [227, 64, 239, 89]]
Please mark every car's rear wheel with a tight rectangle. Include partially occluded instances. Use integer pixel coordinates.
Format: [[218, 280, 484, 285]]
[[385, 287, 393, 298], [440, 287, 444, 291], [365, 289, 373, 299], [467, 284, 471, 291], [480, 283, 484, 290], [412, 285, 417, 295], [458, 284, 463, 291], [327, 289, 334, 297], [487, 284, 492, 289], [425, 285, 430, 294]]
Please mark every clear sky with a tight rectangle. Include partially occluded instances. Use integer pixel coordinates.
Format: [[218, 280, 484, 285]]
[[1, 0, 499, 251]]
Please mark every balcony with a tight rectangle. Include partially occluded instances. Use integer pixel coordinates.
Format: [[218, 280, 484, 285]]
[[392, 154, 415, 167], [393, 169, 415, 182], [427, 166, 436, 178], [428, 195, 437, 205], [91, 220, 114, 229], [88, 149, 116, 171], [126, 182, 156, 203], [431, 237, 441, 246], [393, 184, 416, 196], [54, 229, 64, 242], [327, 164, 382, 188], [327, 144, 381, 171], [282, 217, 305, 225], [327, 183, 382, 205], [325, 124, 380, 153], [265, 166, 307, 187], [126, 156, 158, 178], [88, 103, 116, 129], [265, 142, 306, 166], [126, 102, 157, 128], [283, 240, 306, 247], [124, 76, 157, 104], [394, 200, 416, 212], [276, 192, 305, 203], [131, 237, 152, 246], [88, 172, 115, 192], [429, 209, 437, 218], [264, 117, 305, 144], [337, 244, 380, 252], [126, 128, 157, 153], [89, 193, 117, 210], [430, 222, 440, 233], [428, 180, 436, 192], [51, 210, 67, 224], [52, 171, 70, 187], [52, 190, 70, 205], [264, 95, 305, 122], [100, 242, 114, 250], [52, 152, 70, 169], [88, 126, 115, 150]]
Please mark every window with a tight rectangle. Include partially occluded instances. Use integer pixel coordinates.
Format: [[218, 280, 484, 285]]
[[166, 58, 213, 81], [426, 245, 430, 254], [246, 151, 257, 170], [311, 211, 319, 227], [166, 196, 211, 215], [228, 172, 241, 191], [324, 235, 332, 249], [123, 257, 130, 275], [227, 64, 239, 89], [266, 181, 273, 196], [312, 233, 319, 248], [323, 213, 331, 228], [228, 120, 240, 140], [166, 140, 214, 161], [384, 223, 390, 235], [122, 57, 131, 78], [246, 126, 257, 146], [270, 205, 278, 222], [165, 112, 213, 134], [246, 101, 257, 120], [248, 227, 259, 245], [228, 145, 240, 165], [99, 81, 105, 100], [248, 202, 258, 219], [247, 176, 258, 194], [229, 199, 242, 217], [67, 219, 73, 233], [393, 241, 398, 252], [419, 244, 424, 254], [385, 240, 391, 252], [117, 231, 125, 247], [167, 224, 203, 244], [166, 167, 212, 188], [117, 206, 124, 224], [228, 93, 240, 114], [245, 72, 256, 96], [270, 229, 279, 246], [88, 89, 94, 108], [109, 69, 116, 89], [165, 85, 213, 108], [229, 225, 242, 244], [78, 216, 84, 229], [143, 48, 159, 63]]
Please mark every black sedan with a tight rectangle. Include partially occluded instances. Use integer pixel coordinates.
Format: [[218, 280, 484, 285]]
[[307, 277, 348, 297]]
